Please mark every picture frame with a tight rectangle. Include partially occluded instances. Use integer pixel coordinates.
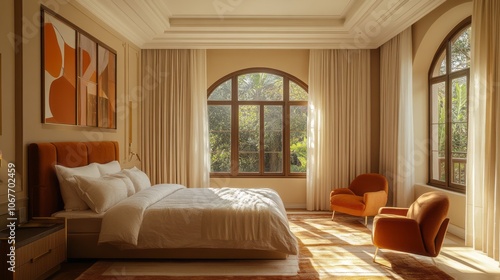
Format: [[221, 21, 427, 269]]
[[41, 6, 117, 129]]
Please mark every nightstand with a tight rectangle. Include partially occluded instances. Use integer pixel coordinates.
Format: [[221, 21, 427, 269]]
[[0, 217, 66, 280]]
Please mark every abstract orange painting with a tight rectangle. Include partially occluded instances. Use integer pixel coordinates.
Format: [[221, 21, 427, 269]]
[[42, 7, 117, 129]]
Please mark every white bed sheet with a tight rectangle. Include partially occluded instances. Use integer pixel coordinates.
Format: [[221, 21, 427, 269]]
[[99, 184, 298, 255]]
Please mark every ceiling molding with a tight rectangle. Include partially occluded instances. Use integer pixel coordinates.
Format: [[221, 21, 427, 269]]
[[73, 0, 445, 49]]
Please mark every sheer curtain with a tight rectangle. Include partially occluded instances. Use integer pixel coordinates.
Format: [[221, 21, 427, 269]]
[[466, 0, 500, 262], [379, 28, 415, 207], [141, 49, 210, 188], [307, 49, 371, 210]]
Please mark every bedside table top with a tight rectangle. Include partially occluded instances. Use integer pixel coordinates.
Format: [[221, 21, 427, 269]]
[[0, 220, 65, 248]]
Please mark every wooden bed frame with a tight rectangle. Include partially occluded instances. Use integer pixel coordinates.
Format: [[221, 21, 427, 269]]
[[27, 141, 288, 259]]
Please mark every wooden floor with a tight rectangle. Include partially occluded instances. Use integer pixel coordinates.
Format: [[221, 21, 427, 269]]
[[47, 212, 500, 280], [47, 260, 96, 280], [48, 236, 500, 280]]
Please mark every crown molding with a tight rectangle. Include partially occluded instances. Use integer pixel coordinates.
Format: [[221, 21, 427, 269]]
[[73, 0, 445, 49]]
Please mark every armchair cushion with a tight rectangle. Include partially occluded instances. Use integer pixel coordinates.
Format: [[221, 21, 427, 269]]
[[330, 194, 365, 213]]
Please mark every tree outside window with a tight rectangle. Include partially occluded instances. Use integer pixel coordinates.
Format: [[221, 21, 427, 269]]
[[429, 18, 470, 193], [208, 68, 308, 177]]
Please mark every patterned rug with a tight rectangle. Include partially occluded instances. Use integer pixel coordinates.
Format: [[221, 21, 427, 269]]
[[76, 213, 453, 279]]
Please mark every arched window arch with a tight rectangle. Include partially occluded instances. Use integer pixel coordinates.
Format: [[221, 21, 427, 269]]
[[428, 17, 471, 193], [208, 68, 308, 177]]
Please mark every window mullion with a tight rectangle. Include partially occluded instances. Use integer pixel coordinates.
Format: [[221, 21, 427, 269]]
[[232, 76, 239, 176], [283, 78, 290, 176], [445, 41, 452, 188], [260, 104, 265, 175]]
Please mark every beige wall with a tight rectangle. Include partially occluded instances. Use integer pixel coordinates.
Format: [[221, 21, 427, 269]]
[[412, 0, 472, 236], [207, 49, 380, 208], [207, 49, 310, 86], [0, 0, 16, 214], [0, 0, 141, 218]]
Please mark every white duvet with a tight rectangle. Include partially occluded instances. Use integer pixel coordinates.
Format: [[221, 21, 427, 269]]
[[98, 184, 298, 255]]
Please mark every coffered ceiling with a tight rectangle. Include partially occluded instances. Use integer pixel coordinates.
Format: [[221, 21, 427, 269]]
[[72, 0, 445, 49]]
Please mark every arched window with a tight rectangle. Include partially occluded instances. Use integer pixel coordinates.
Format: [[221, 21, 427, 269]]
[[208, 68, 308, 177], [428, 17, 471, 193]]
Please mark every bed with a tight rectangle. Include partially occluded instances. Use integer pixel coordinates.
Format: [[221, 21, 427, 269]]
[[27, 141, 297, 260]]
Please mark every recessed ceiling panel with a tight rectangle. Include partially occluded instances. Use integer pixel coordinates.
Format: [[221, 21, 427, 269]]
[[163, 0, 353, 17]]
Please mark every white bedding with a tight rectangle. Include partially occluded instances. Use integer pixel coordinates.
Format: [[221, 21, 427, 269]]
[[98, 184, 298, 255]]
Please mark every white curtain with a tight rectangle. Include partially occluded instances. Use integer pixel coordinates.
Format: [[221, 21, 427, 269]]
[[307, 49, 372, 211], [466, 0, 500, 262], [379, 28, 415, 207], [141, 49, 210, 188]]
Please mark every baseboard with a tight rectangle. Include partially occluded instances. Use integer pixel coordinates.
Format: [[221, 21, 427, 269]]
[[447, 223, 465, 239], [284, 203, 306, 209]]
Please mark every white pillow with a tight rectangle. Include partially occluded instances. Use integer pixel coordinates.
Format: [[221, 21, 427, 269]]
[[73, 175, 128, 213], [108, 171, 135, 196], [122, 167, 151, 192], [55, 164, 100, 211], [96, 161, 121, 176]]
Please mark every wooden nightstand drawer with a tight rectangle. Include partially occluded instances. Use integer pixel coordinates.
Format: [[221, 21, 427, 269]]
[[15, 229, 66, 280]]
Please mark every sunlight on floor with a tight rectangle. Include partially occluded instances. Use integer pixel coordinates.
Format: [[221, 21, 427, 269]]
[[288, 210, 500, 279], [436, 239, 500, 280], [376, 230, 500, 280]]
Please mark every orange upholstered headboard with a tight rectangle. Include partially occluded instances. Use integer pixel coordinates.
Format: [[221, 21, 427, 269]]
[[28, 141, 119, 218]]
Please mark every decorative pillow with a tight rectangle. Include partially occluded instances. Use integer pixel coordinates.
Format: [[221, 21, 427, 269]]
[[108, 172, 135, 196], [122, 167, 151, 192], [55, 164, 101, 211], [96, 160, 121, 176], [73, 175, 128, 213]]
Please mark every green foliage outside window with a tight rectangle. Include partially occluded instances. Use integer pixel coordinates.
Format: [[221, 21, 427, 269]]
[[208, 69, 307, 176]]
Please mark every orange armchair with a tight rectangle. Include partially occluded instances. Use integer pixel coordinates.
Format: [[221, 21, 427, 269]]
[[371, 191, 450, 261], [330, 173, 388, 225]]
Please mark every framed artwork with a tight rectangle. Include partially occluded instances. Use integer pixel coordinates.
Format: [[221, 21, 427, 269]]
[[41, 6, 117, 129]]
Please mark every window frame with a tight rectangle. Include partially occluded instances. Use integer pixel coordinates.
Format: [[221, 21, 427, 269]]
[[207, 67, 308, 178], [428, 17, 471, 193]]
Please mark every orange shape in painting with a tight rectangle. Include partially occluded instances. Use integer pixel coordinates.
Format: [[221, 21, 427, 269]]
[[81, 49, 91, 74], [48, 76, 76, 125], [44, 23, 63, 78]]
